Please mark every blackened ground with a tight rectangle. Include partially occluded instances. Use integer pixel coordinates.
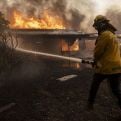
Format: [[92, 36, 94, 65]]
[[0, 52, 121, 121]]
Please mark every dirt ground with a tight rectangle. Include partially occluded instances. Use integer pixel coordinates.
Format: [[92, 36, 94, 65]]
[[0, 53, 121, 121]]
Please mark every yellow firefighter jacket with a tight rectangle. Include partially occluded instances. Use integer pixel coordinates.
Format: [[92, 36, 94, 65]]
[[94, 30, 121, 74]]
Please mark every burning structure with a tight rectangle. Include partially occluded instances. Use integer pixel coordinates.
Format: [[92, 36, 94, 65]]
[[0, 0, 94, 56], [6, 8, 90, 57], [1, 0, 121, 58]]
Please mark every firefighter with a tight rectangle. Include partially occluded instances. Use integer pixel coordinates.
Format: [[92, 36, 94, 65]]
[[87, 15, 121, 110]]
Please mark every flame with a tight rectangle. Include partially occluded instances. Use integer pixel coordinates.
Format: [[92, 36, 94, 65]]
[[10, 10, 65, 29], [61, 39, 79, 51]]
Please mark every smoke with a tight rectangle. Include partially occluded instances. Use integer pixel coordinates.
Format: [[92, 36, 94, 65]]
[[0, 55, 47, 82], [106, 7, 121, 32], [0, 0, 94, 31], [91, 0, 121, 32], [92, 0, 121, 15], [0, 0, 121, 32]]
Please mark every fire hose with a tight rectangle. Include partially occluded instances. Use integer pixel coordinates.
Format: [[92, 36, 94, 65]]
[[16, 48, 94, 65]]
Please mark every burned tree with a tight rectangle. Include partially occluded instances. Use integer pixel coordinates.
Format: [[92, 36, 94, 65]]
[[0, 11, 18, 73]]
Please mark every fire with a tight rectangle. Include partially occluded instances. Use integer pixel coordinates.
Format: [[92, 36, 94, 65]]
[[61, 39, 80, 51], [10, 10, 65, 29]]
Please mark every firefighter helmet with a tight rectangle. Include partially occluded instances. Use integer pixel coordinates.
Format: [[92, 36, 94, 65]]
[[93, 15, 110, 29], [94, 15, 109, 23]]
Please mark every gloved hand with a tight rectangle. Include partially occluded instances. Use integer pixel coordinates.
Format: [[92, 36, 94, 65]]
[[82, 59, 94, 65], [91, 60, 97, 68], [91, 61, 95, 67]]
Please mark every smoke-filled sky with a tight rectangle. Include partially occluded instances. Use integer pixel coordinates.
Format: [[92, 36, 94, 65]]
[[92, 0, 121, 14], [0, 0, 121, 32]]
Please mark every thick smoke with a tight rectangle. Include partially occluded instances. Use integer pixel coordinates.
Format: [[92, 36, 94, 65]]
[[1, 0, 121, 32], [106, 7, 121, 32], [0, 0, 94, 31], [92, 0, 121, 32]]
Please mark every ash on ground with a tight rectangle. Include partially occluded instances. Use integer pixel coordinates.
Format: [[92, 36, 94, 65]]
[[0, 51, 121, 121]]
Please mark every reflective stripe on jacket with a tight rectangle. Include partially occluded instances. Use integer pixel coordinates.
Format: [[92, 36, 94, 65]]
[[94, 30, 121, 74]]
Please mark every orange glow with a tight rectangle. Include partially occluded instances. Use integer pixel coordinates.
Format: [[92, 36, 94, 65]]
[[10, 10, 65, 29], [61, 39, 80, 51]]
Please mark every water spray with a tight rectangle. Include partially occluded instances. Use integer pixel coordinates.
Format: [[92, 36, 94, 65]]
[[16, 48, 93, 65]]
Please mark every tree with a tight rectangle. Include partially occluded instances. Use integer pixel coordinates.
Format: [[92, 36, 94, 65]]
[[0, 11, 18, 73]]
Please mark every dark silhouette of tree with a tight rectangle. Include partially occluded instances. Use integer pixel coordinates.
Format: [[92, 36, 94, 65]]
[[0, 11, 18, 73]]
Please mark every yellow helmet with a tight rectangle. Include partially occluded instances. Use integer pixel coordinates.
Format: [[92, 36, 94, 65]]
[[94, 15, 109, 23], [93, 15, 116, 31]]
